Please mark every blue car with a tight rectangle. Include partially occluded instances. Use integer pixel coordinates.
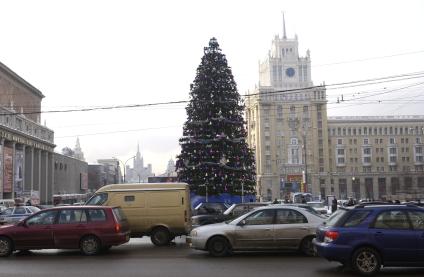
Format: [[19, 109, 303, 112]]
[[313, 204, 424, 275]]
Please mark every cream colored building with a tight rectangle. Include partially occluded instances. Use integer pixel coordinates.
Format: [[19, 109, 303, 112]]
[[326, 116, 424, 201], [246, 19, 424, 202]]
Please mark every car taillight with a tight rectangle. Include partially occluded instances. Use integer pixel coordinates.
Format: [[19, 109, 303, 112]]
[[115, 223, 121, 233], [324, 231, 339, 243]]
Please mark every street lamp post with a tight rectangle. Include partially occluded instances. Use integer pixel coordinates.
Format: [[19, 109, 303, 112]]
[[113, 156, 135, 183]]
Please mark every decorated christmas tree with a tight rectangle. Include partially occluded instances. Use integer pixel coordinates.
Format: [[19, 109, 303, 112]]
[[176, 38, 256, 196]]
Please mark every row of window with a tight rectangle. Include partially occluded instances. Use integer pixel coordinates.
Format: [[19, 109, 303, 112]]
[[332, 165, 424, 173], [331, 126, 424, 137], [338, 137, 423, 145]]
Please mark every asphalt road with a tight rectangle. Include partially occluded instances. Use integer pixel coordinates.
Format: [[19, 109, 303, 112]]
[[1, 237, 424, 277]]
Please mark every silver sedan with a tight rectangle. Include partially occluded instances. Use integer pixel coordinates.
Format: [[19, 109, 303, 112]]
[[189, 205, 325, 257]]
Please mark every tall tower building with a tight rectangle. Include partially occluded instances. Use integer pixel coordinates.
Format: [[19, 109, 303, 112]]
[[73, 137, 85, 161], [246, 15, 328, 201]]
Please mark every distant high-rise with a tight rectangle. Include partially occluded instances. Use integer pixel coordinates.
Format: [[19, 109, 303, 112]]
[[125, 143, 153, 183]]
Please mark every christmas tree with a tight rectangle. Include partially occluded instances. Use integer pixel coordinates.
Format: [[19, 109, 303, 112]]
[[176, 38, 256, 196]]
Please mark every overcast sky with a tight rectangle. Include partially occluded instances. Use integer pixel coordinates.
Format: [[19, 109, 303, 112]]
[[1, 0, 424, 174]]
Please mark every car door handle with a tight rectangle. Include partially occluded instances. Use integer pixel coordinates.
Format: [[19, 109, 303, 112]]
[[300, 227, 308, 230], [374, 231, 383, 237], [264, 228, 272, 231]]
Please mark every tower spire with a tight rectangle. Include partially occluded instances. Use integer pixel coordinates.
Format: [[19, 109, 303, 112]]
[[282, 12, 287, 39]]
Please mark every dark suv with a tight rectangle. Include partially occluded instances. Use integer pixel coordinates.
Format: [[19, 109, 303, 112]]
[[313, 204, 424, 275]]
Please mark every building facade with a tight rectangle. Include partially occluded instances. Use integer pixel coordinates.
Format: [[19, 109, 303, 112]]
[[246, 19, 424, 202], [325, 116, 424, 201], [53, 153, 88, 195], [0, 61, 55, 204]]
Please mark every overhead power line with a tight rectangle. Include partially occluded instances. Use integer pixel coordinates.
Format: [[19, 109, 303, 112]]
[[1, 70, 424, 116]]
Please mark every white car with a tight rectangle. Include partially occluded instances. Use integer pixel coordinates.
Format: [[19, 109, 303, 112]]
[[188, 205, 325, 257], [306, 201, 329, 215]]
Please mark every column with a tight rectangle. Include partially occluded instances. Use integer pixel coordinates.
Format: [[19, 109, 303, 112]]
[[45, 151, 49, 204], [30, 147, 34, 191], [11, 142, 16, 198], [50, 152, 54, 204], [373, 176, 379, 200], [21, 145, 26, 192]]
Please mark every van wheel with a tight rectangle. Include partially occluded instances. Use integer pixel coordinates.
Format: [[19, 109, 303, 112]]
[[0, 237, 13, 257], [300, 236, 316, 256], [351, 247, 381, 276], [80, 235, 101, 255], [151, 227, 171, 246], [208, 236, 230, 257]]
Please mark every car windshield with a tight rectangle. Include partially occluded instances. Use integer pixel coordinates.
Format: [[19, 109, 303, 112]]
[[86, 193, 108, 205], [27, 206, 41, 213]]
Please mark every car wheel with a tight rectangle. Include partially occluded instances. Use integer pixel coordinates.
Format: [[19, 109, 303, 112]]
[[351, 247, 381, 276], [150, 227, 171, 246], [80, 235, 101, 255], [208, 236, 230, 257], [300, 236, 316, 257], [0, 237, 13, 257]]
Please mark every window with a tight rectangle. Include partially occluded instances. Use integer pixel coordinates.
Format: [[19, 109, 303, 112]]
[[88, 209, 106, 222], [244, 209, 274, 225], [389, 137, 396, 144], [363, 148, 371, 155], [27, 210, 58, 225], [417, 137, 422, 144], [124, 195, 135, 202], [337, 149, 345, 155], [408, 211, 424, 230], [58, 209, 87, 224], [337, 139, 343, 145], [275, 209, 307, 224], [364, 138, 369, 145], [374, 210, 410, 229], [343, 211, 371, 227], [389, 148, 397, 155]]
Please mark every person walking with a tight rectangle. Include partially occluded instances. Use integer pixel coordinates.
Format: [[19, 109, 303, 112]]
[[331, 197, 338, 213]]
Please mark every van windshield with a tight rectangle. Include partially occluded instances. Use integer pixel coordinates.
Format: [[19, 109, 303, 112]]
[[86, 193, 108, 205]]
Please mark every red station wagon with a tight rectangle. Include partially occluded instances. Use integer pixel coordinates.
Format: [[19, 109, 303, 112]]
[[0, 206, 130, 257]]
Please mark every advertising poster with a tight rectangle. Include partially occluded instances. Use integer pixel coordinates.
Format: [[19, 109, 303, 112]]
[[14, 149, 24, 195], [0, 146, 3, 192], [3, 146, 13, 193]]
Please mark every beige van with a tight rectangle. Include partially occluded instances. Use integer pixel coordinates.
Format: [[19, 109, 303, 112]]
[[86, 183, 191, 246]]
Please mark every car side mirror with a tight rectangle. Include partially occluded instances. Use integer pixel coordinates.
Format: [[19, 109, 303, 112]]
[[238, 220, 246, 226], [17, 221, 27, 227]]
